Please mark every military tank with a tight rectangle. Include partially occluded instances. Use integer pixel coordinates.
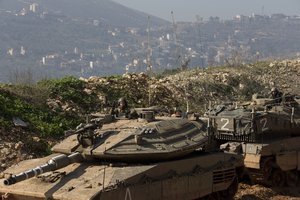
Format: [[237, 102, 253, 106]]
[[206, 93, 300, 187], [0, 111, 244, 200]]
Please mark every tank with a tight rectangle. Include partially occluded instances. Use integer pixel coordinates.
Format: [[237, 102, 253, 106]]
[[206, 94, 300, 187], [0, 112, 244, 200]]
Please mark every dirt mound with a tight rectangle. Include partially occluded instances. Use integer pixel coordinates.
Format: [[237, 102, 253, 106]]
[[0, 127, 49, 175], [235, 183, 300, 200]]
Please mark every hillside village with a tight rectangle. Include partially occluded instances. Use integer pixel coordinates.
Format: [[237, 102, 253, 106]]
[[0, 1, 300, 82]]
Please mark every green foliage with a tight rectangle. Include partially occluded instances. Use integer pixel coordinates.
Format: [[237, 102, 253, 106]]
[[93, 75, 151, 108], [227, 76, 240, 88], [0, 87, 79, 137], [42, 76, 86, 100], [39, 76, 100, 113], [3, 83, 50, 108], [0, 90, 19, 120], [94, 76, 124, 103], [0, 117, 11, 128]]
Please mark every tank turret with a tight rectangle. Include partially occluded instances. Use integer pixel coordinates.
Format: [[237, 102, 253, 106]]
[[52, 115, 210, 162]]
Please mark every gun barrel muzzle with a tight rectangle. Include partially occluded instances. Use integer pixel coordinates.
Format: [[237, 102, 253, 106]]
[[3, 152, 83, 186]]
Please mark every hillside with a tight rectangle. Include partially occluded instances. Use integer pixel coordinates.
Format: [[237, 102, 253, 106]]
[[0, 0, 168, 27], [0, 58, 300, 198], [0, 0, 171, 82], [1, 1, 300, 83]]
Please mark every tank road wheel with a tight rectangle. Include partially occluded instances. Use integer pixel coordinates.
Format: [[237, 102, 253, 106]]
[[271, 169, 286, 187], [261, 158, 275, 184], [286, 170, 299, 187]]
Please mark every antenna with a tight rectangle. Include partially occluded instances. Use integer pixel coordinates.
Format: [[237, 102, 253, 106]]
[[147, 16, 152, 75], [147, 16, 152, 106], [171, 11, 181, 69], [196, 18, 204, 68], [171, 11, 190, 71]]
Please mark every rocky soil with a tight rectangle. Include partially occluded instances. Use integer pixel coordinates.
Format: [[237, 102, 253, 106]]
[[81, 59, 300, 113], [235, 183, 300, 200], [0, 128, 49, 175], [0, 128, 32, 171]]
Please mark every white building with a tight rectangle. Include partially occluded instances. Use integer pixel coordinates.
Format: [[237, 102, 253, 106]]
[[30, 4, 38, 13]]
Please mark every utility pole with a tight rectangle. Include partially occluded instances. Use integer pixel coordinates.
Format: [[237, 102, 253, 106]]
[[196, 18, 205, 68], [171, 11, 182, 70]]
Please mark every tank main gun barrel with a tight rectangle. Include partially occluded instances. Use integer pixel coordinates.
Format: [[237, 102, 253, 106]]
[[4, 152, 83, 186]]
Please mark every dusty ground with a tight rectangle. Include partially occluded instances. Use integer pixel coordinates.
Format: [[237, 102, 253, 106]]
[[235, 183, 300, 200]]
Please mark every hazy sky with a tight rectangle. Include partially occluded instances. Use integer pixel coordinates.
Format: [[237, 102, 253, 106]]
[[112, 0, 300, 22]]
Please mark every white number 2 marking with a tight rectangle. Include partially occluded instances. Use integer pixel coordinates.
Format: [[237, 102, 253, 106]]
[[260, 118, 268, 131], [220, 118, 230, 131]]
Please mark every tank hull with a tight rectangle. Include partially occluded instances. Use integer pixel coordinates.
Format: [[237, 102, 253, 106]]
[[241, 137, 300, 186], [0, 152, 243, 200], [208, 96, 300, 187], [221, 137, 300, 187]]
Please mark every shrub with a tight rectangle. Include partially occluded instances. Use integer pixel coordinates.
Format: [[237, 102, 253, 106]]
[[39, 76, 100, 113], [0, 87, 80, 137]]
